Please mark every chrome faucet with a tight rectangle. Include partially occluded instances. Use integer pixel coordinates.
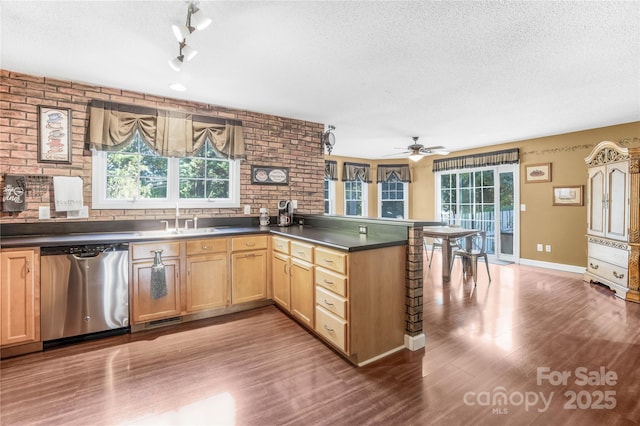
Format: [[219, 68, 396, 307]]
[[184, 219, 193, 230]]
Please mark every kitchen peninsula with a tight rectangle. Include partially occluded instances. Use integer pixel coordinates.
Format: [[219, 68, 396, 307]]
[[1, 215, 440, 365]]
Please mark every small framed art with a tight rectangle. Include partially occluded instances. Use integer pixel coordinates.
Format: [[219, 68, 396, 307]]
[[525, 163, 551, 183], [38, 106, 72, 164], [553, 186, 584, 206]]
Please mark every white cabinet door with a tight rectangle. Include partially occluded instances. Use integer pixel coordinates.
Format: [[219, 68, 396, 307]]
[[587, 166, 605, 237], [606, 162, 628, 241]]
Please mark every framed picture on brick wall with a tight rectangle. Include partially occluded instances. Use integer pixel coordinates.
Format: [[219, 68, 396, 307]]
[[251, 165, 289, 185], [38, 106, 72, 164]]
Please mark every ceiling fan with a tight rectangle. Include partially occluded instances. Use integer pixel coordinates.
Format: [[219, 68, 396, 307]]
[[399, 137, 450, 162]]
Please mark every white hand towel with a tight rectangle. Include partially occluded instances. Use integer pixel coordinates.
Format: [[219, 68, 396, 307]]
[[53, 176, 84, 212]]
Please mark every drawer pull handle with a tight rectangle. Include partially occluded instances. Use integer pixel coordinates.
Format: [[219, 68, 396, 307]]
[[613, 271, 625, 279], [26, 259, 31, 273], [323, 279, 335, 286], [244, 253, 256, 258], [201, 245, 210, 249], [323, 324, 334, 333], [323, 299, 334, 306], [245, 242, 256, 247], [297, 251, 306, 256], [323, 259, 334, 263], [589, 262, 599, 270]]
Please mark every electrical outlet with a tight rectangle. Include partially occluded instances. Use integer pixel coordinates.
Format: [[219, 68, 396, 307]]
[[291, 200, 298, 209], [39, 206, 50, 220], [537, 244, 543, 252], [243, 205, 251, 215], [545, 245, 551, 252], [520, 204, 526, 211], [359, 225, 368, 234]]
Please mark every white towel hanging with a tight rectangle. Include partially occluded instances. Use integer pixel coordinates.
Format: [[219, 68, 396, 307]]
[[53, 176, 84, 211]]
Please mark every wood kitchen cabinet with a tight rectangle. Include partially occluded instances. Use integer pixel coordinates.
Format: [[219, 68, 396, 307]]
[[0, 248, 41, 351], [271, 237, 315, 328], [271, 236, 291, 310], [185, 237, 229, 312], [231, 235, 269, 304], [130, 241, 182, 324]]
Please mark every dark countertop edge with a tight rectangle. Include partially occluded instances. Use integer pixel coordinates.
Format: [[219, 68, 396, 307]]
[[1, 226, 407, 252]]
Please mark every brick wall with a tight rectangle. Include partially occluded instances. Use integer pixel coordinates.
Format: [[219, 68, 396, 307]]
[[0, 70, 325, 223]]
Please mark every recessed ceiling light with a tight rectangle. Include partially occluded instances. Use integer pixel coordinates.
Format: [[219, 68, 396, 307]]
[[170, 83, 186, 91]]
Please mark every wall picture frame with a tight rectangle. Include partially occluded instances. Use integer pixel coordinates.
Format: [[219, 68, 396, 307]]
[[525, 163, 551, 183], [38, 106, 72, 164], [553, 185, 584, 206], [251, 165, 289, 185]]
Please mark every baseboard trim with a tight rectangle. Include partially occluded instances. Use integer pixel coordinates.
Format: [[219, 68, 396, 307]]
[[519, 258, 585, 274], [357, 345, 406, 367], [404, 333, 426, 351]]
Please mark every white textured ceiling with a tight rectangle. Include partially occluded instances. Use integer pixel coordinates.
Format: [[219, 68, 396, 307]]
[[1, 1, 639, 159]]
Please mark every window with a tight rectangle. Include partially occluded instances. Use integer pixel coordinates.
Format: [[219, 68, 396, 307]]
[[324, 178, 335, 214], [379, 175, 407, 219], [344, 180, 367, 216], [92, 132, 240, 209]]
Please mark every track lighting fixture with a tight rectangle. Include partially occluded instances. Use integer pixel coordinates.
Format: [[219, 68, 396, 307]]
[[168, 1, 211, 74]]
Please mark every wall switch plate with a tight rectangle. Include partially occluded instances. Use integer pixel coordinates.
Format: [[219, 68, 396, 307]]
[[244, 205, 251, 215], [545, 245, 551, 252], [39, 206, 50, 219], [291, 200, 298, 209], [359, 225, 368, 234], [520, 204, 526, 211], [537, 244, 543, 252]]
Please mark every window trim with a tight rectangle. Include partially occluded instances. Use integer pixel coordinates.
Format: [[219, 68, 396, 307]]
[[91, 149, 241, 209], [324, 178, 336, 215]]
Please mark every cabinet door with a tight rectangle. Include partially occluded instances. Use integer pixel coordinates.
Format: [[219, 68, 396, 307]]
[[291, 258, 314, 328], [1, 249, 40, 346], [271, 252, 291, 311], [232, 250, 268, 304], [131, 258, 181, 324], [606, 162, 628, 241], [587, 166, 606, 237], [186, 253, 229, 312]]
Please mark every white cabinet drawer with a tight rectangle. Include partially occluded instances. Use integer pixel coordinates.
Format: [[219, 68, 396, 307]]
[[588, 257, 628, 288], [315, 306, 348, 353], [316, 286, 347, 319], [588, 242, 628, 268]]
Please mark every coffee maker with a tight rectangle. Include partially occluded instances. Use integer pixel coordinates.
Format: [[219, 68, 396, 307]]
[[277, 200, 293, 227]]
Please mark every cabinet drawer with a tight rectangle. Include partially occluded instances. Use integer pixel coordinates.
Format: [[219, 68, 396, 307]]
[[315, 267, 347, 297], [316, 286, 347, 319], [588, 257, 628, 287], [131, 241, 181, 260], [588, 242, 628, 268], [315, 247, 347, 275], [315, 306, 348, 352], [232, 235, 268, 252], [291, 241, 314, 262], [186, 237, 227, 255], [272, 236, 290, 255]]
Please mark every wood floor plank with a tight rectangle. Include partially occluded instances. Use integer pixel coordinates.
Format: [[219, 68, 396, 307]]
[[2, 254, 640, 425]]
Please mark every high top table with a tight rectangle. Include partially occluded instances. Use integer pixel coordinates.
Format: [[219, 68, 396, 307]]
[[422, 226, 478, 282]]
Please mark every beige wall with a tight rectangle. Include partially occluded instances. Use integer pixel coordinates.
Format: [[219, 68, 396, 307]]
[[329, 122, 640, 267], [0, 70, 325, 224]]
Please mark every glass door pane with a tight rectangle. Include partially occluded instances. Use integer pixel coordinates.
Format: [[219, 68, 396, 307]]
[[499, 171, 515, 257]]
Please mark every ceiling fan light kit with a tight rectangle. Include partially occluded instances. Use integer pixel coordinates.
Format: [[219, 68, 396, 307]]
[[169, 1, 211, 90], [397, 137, 450, 161]]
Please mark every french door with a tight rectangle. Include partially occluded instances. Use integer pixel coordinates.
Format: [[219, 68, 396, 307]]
[[436, 164, 519, 262]]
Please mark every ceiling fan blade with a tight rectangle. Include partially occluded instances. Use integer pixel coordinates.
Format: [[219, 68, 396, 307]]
[[421, 145, 447, 151]]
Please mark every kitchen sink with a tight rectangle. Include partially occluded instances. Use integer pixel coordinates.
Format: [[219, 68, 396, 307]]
[[136, 227, 220, 237]]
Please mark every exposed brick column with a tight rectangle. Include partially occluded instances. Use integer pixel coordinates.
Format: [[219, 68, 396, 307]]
[[405, 226, 424, 336]]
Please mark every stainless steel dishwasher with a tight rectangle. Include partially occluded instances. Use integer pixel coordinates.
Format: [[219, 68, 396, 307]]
[[40, 243, 130, 343]]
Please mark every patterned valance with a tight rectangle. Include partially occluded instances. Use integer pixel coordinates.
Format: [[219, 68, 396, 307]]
[[325, 160, 338, 181], [87, 100, 245, 159], [376, 164, 412, 183], [342, 162, 372, 182], [432, 148, 519, 172]]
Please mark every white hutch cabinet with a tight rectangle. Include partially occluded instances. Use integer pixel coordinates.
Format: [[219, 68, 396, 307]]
[[584, 141, 639, 302]]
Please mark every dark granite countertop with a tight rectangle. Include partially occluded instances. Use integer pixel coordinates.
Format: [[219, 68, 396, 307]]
[[0, 225, 406, 252]]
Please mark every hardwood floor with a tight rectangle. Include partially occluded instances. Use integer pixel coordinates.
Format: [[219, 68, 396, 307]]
[[2, 254, 639, 425]]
